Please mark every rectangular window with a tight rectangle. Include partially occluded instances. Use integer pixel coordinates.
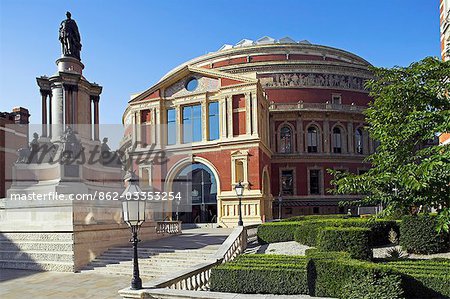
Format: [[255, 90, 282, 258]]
[[309, 169, 321, 195], [182, 104, 202, 143], [332, 95, 342, 104], [281, 170, 294, 195], [313, 207, 320, 214], [167, 108, 176, 145], [208, 102, 219, 141]]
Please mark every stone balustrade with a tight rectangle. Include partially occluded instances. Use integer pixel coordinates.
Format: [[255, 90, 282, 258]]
[[119, 224, 259, 298]]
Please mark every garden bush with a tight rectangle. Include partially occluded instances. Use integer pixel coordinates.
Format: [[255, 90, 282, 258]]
[[400, 214, 449, 254], [308, 257, 403, 299], [257, 222, 300, 244], [281, 214, 351, 222], [384, 259, 450, 298], [317, 227, 372, 260], [210, 254, 309, 294], [211, 253, 450, 298], [294, 218, 399, 247]]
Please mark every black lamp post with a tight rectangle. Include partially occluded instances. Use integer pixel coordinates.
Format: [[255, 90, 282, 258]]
[[278, 192, 283, 220], [121, 172, 146, 290], [235, 181, 244, 226]]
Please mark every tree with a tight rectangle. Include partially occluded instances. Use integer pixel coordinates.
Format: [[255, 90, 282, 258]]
[[329, 57, 450, 232]]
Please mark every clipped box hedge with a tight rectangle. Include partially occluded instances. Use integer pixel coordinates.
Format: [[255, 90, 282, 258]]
[[211, 252, 450, 298], [257, 222, 300, 244], [309, 257, 404, 299], [281, 214, 352, 222], [210, 254, 309, 295], [317, 227, 372, 260], [400, 214, 449, 254], [294, 218, 399, 247], [384, 259, 450, 298]]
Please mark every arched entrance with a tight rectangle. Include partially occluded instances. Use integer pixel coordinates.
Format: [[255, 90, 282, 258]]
[[172, 162, 218, 223]]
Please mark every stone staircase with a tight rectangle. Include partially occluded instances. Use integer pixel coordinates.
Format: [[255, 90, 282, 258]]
[[81, 245, 220, 279], [0, 232, 75, 272]]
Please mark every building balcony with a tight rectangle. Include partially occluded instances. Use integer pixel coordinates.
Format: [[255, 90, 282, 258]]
[[269, 101, 366, 113]]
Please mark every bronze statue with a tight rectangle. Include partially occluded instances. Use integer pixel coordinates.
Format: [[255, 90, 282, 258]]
[[59, 11, 82, 60]]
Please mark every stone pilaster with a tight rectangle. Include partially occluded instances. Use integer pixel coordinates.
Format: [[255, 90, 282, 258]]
[[251, 92, 258, 136], [347, 122, 354, 154], [323, 119, 330, 153], [227, 96, 233, 138], [245, 92, 251, 135], [297, 117, 303, 153]]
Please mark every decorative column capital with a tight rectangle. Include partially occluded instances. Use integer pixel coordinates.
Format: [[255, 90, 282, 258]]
[[90, 95, 100, 103], [39, 89, 51, 97]]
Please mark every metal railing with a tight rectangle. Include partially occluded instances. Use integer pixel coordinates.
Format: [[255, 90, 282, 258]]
[[156, 221, 182, 235]]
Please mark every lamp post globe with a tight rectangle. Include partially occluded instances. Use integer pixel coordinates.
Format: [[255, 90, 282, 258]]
[[234, 181, 244, 226], [121, 171, 146, 290]]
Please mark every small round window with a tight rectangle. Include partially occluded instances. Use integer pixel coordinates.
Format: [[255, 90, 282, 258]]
[[185, 78, 198, 91]]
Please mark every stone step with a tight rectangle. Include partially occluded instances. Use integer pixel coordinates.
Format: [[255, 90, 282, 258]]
[[0, 232, 73, 242], [87, 259, 205, 270], [81, 268, 159, 279], [0, 241, 73, 251], [0, 250, 74, 262], [106, 248, 218, 254], [0, 259, 74, 272], [92, 256, 213, 265], [99, 252, 213, 260]]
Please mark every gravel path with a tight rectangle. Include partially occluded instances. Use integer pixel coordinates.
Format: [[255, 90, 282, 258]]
[[250, 241, 311, 255], [373, 245, 450, 260]]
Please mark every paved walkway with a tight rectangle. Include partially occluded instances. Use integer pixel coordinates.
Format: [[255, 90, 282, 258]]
[[0, 228, 233, 299]]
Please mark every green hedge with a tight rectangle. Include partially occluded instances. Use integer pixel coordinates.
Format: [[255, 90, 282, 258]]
[[210, 255, 308, 294], [280, 214, 351, 222], [211, 253, 450, 298], [309, 258, 404, 299], [400, 214, 449, 254], [317, 227, 372, 260], [384, 259, 450, 298], [294, 218, 399, 247], [257, 222, 300, 244]]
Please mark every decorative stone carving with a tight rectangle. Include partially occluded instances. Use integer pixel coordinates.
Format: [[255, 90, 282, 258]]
[[164, 75, 219, 98], [259, 73, 367, 91], [16, 132, 59, 164]]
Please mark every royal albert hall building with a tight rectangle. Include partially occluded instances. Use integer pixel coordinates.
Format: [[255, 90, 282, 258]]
[[122, 36, 375, 227]]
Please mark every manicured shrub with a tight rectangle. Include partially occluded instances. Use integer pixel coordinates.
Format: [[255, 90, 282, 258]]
[[384, 259, 450, 298], [400, 214, 449, 254], [309, 258, 403, 299], [281, 214, 351, 222], [257, 222, 300, 244], [317, 227, 373, 260], [210, 255, 309, 294], [304, 248, 352, 260], [294, 218, 399, 247]]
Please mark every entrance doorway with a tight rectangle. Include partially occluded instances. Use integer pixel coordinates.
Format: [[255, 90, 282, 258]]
[[172, 162, 218, 223]]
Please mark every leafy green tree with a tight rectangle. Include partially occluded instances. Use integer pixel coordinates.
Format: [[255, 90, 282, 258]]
[[329, 57, 450, 232]]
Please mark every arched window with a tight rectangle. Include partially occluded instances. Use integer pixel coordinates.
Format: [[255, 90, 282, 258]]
[[307, 126, 319, 153], [332, 127, 342, 153], [355, 128, 363, 154], [280, 126, 292, 153]]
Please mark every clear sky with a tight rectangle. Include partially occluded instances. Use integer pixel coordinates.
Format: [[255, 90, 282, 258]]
[[0, 0, 441, 126]]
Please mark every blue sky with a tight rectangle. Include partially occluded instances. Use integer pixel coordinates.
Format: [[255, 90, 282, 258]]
[[0, 0, 440, 125]]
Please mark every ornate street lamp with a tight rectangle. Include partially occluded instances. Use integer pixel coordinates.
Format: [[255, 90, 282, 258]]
[[234, 181, 244, 226], [121, 171, 146, 290], [278, 192, 283, 220]]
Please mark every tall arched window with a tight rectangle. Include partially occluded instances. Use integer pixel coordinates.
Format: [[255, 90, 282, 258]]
[[307, 126, 319, 153], [280, 126, 292, 153], [332, 127, 342, 153], [355, 128, 363, 154]]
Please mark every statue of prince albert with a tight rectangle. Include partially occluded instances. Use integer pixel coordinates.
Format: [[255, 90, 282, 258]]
[[59, 11, 82, 60]]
